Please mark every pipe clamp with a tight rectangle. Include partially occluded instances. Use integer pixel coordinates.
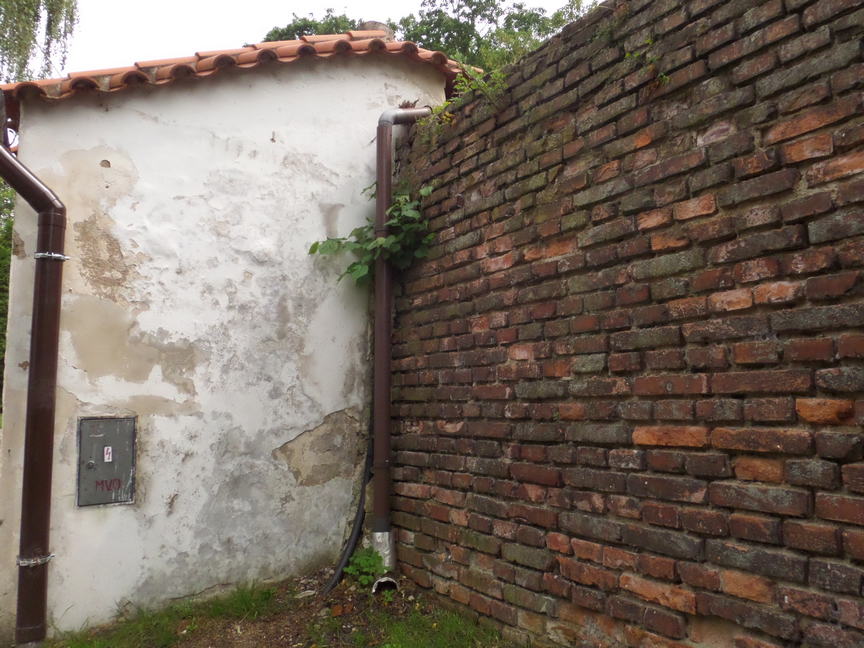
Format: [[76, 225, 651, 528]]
[[17, 553, 55, 567], [34, 252, 69, 261]]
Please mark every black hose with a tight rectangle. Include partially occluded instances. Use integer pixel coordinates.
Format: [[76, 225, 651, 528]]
[[322, 429, 374, 595]]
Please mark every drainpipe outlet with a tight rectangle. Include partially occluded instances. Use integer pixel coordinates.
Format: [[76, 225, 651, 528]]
[[370, 530, 396, 571], [372, 575, 399, 594]]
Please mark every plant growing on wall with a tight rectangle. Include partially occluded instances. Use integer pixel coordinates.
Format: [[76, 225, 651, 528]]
[[308, 185, 434, 284], [417, 62, 508, 145], [0, 180, 13, 403], [343, 547, 386, 587]]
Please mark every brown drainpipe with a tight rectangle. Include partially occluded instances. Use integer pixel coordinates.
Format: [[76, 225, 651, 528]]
[[371, 107, 430, 570], [1, 92, 68, 645]]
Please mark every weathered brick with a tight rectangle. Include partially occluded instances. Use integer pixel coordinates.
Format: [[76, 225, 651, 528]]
[[502, 543, 554, 570], [784, 337, 833, 361], [557, 556, 618, 591], [720, 569, 774, 604], [709, 224, 804, 263], [816, 493, 864, 525], [796, 398, 855, 424], [783, 520, 840, 555], [810, 558, 864, 595], [634, 374, 709, 396], [619, 573, 696, 613], [779, 25, 831, 62], [803, 0, 864, 27], [756, 39, 861, 97], [764, 94, 861, 145], [704, 594, 799, 640], [712, 426, 811, 454], [729, 513, 782, 544], [780, 132, 833, 164], [565, 422, 630, 445], [734, 456, 784, 483], [683, 315, 770, 342], [634, 149, 707, 187], [808, 151, 864, 186], [816, 431, 864, 461], [710, 481, 811, 516], [816, 366, 864, 392], [711, 370, 812, 394], [706, 539, 807, 583], [843, 463, 864, 494], [743, 397, 793, 421], [633, 425, 709, 448], [628, 473, 708, 503], [610, 326, 681, 350], [708, 15, 800, 70], [682, 508, 729, 536], [560, 512, 623, 542], [786, 458, 839, 489], [622, 524, 704, 560], [780, 192, 833, 223]]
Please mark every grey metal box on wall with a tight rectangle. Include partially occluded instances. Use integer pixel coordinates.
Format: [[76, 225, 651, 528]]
[[77, 417, 136, 507]]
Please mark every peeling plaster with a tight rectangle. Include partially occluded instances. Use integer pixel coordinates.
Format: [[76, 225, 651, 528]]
[[272, 409, 364, 487]]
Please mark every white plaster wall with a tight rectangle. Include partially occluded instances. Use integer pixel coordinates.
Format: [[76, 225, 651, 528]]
[[0, 56, 444, 638]]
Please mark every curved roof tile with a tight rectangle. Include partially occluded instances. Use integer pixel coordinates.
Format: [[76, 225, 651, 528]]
[[1, 30, 461, 101]]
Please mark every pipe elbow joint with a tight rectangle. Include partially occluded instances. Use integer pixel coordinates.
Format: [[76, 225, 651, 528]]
[[378, 107, 432, 127]]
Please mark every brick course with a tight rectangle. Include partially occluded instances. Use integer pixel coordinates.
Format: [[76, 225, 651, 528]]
[[392, 0, 864, 645]]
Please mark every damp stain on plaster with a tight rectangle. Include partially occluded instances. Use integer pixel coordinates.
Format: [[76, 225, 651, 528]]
[[73, 213, 139, 301], [63, 295, 200, 397], [11, 230, 24, 258], [272, 409, 363, 487], [320, 203, 344, 238]]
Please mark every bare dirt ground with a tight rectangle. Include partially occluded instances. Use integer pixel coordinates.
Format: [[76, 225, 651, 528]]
[[177, 568, 423, 648]]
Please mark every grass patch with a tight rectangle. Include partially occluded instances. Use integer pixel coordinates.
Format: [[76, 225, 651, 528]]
[[377, 607, 509, 648], [47, 584, 279, 648], [45, 576, 511, 648]]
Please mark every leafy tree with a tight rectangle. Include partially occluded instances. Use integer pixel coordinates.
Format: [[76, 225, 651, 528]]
[[263, 0, 587, 71], [397, 0, 585, 68], [263, 9, 358, 42], [0, 180, 14, 397], [0, 0, 78, 82]]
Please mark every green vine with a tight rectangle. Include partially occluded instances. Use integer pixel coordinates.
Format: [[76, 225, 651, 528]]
[[308, 184, 434, 284], [418, 63, 507, 145], [625, 38, 670, 84]]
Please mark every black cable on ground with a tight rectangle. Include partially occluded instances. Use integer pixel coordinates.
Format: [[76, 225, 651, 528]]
[[322, 429, 374, 595]]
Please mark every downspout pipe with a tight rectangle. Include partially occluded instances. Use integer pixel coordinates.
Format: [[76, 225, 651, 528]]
[[371, 107, 430, 571], [0, 92, 68, 645]]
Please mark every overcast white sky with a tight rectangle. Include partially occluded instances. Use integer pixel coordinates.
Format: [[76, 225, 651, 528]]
[[62, 0, 568, 75]]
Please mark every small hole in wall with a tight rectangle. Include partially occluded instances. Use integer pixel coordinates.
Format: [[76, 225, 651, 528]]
[[100, 160, 111, 168]]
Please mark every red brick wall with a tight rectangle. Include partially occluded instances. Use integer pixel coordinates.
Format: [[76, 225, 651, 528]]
[[392, 0, 864, 645]]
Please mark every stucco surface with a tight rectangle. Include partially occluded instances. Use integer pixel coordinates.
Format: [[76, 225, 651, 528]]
[[0, 56, 444, 637]]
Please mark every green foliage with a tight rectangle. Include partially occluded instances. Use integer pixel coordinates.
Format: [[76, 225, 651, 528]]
[[46, 583, 279, 648], [0, 179, 14, 405], [308, 185, 434, 284], [397, 0, 587, 69], [592, 2, 629, 42], [263, 9, 358, 42], [0, 0, 78, 81], [263, 0, 592, 72], [378, 607, 511, 648], [417, 62, 507, 146], [342, 547, 386, 587], [624, 38, 671, 86]]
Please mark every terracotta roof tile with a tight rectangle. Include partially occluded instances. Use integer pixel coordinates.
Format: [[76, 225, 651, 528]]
[[1, 31, 460, 101]]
